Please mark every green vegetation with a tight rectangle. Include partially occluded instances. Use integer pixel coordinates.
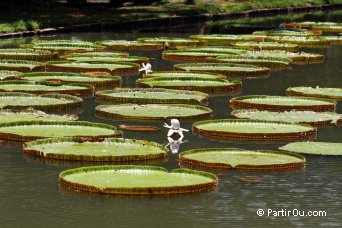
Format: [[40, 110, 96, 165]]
[[0, 1, 341, 35], [0, 20, 40, 34]]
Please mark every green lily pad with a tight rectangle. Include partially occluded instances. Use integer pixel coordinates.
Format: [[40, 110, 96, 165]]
[[253, 29, 319, 36], [162, 50, 229, 62], [184, 46, 251, 54], [60, 51, 129, 58], [0, 80, 94, 96], [179, 148, 305, 170], [279, 141, 342, 156], [0, 110, 77, 124], [0, 92, 82, 111], [0, 70, 23, 80], [59, 165, 218, 194], [31, 40, 101, 54], [245, 50, 324, 64], [189, 34, 244, 45], [0, 121, 122, 142], [46, 60, 139, 75], [0, 49, 58, 61], [215, 55, 292, 69], [266, 36, 330, 47], [297, 22, 342, 32], [233, 42, 299, 51], [96, 88, 209, 105], [137, 37, 205, 48], [96, 104, 212, 121], [231, 109, 342, 126], [62, 54, 149, 64], [136, 77, 241, 94], [98, 40, 164, 51], [230, 95, 336, 112], [24, 137, 167, 161], [174, 62, 270, 78], [143, 71, 226, 79], [323, 36, 342, 45], [0, 59, 44, 72], [192, 119, 316, 141], [286, 86, 342, 101], [19, 72, 121, 89]]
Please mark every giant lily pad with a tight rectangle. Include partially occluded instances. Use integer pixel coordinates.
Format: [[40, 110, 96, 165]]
[[46, 61, 139, 75], [62, 53, 149, 64], [162, 50, 229, 62], [0, 110, 77, 124], [98, 40, 164, 51], [297, 22, 342, 32], [192, 119, 316, 141], [0, 80, 94, 96], [0, 60, 44, 72], [245, 50, 324, 64], [0, 70, 23, 80], [60, 51, 129, 58], [279, 141, 342, 156], [286, 86, 342, 101], [59, 165, 218, 195], [96, 88, 209, 105], [231, 110, 342, 126], [137, 37, 205, 48], [189, 34, 263, 45], [174, 63, 270, 78], [179, 148, 305, 170], [143, 71, 226, 79], [0, 92, 82, 111], [323, 36, 342, 45], [0, 49, 58, 61], [24, 137, 167, 161], [230, 95, 336, 112], [31, 40, 101, 54], [233, 42, 299, 51], [214, 55, 292, 69], [184, 46, 251, 55], [19, 72, 121, 89], [96, 104, 212, 121], [136, 77, 241, 94], [266, 36, 330, 47], [0, 121, 122, 142], [253, 29, 320, 36]]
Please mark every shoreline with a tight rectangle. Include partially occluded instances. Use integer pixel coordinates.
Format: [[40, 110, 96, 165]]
[[0, 3, 341, 39]]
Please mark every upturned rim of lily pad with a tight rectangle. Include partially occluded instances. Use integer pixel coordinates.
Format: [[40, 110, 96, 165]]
[[96, 103, 213, 121], [95, 88, 209, 105], [59, 165, 218, 195], [179, 147, 305, 170], [230, 95, 336, 112], [0, 92, 82, 111], [24, 137, 168, 161], [192, 119, 317, 141], [0, 120, 123, 142]]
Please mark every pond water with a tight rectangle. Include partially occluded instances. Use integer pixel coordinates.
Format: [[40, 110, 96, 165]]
[[0, 10, 342, 228]]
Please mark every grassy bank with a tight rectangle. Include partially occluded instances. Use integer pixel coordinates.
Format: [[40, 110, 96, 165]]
[[0, 0, 341, 35]]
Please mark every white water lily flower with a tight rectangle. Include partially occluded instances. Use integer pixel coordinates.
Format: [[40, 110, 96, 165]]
[[163, 119, 189, 138], [139, 63, 152, 74]]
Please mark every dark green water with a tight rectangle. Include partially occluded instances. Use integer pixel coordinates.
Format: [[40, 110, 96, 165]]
[[0, 10, 341, 228]]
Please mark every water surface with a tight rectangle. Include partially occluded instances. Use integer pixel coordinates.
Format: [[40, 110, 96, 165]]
[[0, 10, 342, 228]]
